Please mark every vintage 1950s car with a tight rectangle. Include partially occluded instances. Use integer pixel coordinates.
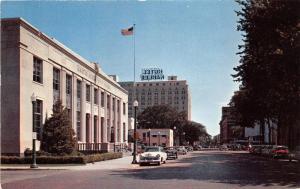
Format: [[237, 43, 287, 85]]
[[165, 147, 178, 159], [139, 146, 167, 166]]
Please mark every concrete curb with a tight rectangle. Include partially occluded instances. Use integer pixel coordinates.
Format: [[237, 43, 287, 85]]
[[1, 168, 68, 171]]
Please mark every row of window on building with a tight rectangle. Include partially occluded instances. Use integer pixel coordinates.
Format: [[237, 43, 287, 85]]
[[32, 56, 127, 143], [33, 56, 127, 114], [128, 89, 186, 95]]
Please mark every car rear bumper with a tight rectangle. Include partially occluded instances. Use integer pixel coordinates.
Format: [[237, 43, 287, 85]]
[[273, 153, 289, 158], [139, 159, 160, 164], [167, 155, 177, 159]]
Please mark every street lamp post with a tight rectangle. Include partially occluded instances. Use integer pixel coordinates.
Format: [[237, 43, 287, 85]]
[[30, 93, 38, 169], [173, 126, 176, 146], [158, 131, 161, 146], [148, 128, 151, 146], [132, 100, 138, 164]]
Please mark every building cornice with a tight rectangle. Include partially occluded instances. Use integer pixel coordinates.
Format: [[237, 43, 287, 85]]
[[1, 17, 128, 94]]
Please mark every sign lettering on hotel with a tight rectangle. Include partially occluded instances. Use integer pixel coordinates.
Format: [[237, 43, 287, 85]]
[[140, 68, 164, 81]]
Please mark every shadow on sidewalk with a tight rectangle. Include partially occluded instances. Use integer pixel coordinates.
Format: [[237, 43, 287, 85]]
[[110, 152, 300, 188]]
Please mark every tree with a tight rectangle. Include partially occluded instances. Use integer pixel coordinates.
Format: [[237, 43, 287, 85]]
[[182, 121, 208, 145], [41, 100, 77, 155], [232, 0, 300, 148], [137, 105, 209, 145], [137, 105, 179, 129]]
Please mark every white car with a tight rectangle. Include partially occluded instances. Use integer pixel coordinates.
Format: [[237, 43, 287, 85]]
[[139, 146, 167, 166]]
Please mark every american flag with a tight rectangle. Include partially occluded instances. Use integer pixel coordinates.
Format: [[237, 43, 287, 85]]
[[121, 26, 134, 36]]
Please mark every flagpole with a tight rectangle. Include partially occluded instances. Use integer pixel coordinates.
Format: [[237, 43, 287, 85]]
[[133, 24, 136, 83], [133, 23, 136, 100]]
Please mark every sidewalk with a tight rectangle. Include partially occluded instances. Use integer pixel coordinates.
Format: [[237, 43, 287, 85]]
[[1, 154, 138, 171]]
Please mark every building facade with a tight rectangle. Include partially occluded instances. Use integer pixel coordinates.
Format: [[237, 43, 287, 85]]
[[129, 129, 174, 147], [119, 76, 191, 120], [219, 106, 244, 144], [1, 18, 128, 155]]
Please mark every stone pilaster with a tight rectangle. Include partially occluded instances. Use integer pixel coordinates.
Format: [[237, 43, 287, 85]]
[[81, 80, 86, 143]]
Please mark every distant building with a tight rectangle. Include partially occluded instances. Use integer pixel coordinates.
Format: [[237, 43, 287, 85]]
[[119, 76, 191, 120], [219, 106, 244, 144], [1, 18, 128, 155], [129, 129, 174, 147]]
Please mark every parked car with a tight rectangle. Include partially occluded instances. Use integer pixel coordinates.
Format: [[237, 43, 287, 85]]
[[270, 145, 289, 159], [219, 144, 229, 151], [249, 145, 263, 155], [289, 146, 300, 162], [165, 147, 178, 160], [254, 145, 264, 155], [176, 146, 188, 155], [139, 146, 167, 166], [261, 145, 273, 156], [185, 146, 193, 152], [193, 145, 202, 151], [229, 144, 242, 151]]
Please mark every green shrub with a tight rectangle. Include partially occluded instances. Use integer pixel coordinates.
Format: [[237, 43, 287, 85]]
[[24, 148, 52, 157], [84, 152, 123, 163], [1, 152, 122, 164]]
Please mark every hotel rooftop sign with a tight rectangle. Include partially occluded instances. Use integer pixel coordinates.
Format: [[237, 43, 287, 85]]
[[140, 68, 164, 81]]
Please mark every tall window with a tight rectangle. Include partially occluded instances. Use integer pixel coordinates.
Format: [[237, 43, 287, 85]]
[[66, 75, 72, 95], [33, 57, 43, 83], [86, 84, 90, 102], [123, 123, 126, 142], [101, 92, 104, 107], [94, 116, 98, 143], [86, 114, 90, 142], [94, 88, 98, 105], [123, 103, 126, 115], [76, 111, 81, 141], [34, 100, 43, 140], [53, 68, 60, 91], [107, 95, 110, 109], [112, 98, 115, 111], [66, 74, 72, 111], [53, 68, 60, 103], [117, 100, 120, 112], [77, 80, 81, 99]]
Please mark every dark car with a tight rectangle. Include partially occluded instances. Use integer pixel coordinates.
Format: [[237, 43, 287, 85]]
[[193, 145, 202, 151], [176, 146, 188, 155], [165, 147, 178, 159], [185, 146, 193, 152]]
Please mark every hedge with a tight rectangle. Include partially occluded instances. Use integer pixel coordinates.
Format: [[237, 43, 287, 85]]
[[1, 152, 122, 164]]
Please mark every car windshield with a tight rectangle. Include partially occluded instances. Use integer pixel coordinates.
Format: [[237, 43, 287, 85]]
[[145, 147, 159, 152]]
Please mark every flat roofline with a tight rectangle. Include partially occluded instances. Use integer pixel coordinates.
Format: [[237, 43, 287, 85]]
[[1, 17, 127, 94], [119, 80, 187, 83], [137, 128, 173, 130]]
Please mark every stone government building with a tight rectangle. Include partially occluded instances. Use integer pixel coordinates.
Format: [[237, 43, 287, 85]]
[[1, 18, 129, 155]]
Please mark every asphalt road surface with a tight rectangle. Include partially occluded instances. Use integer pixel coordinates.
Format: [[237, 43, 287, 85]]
[[1, 151, 299, 189]]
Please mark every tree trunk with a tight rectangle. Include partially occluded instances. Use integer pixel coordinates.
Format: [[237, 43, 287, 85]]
[[267, 119, 271, 144], [277, 118, 281, 145], [260, 120, 265, 144]]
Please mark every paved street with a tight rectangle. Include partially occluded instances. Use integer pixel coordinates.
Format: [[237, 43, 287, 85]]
[[1, 151, 299, 189]]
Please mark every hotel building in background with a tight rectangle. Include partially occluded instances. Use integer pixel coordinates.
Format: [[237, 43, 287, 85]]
[[1, 18, 128, 155], [119, 76, 191, 120]]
